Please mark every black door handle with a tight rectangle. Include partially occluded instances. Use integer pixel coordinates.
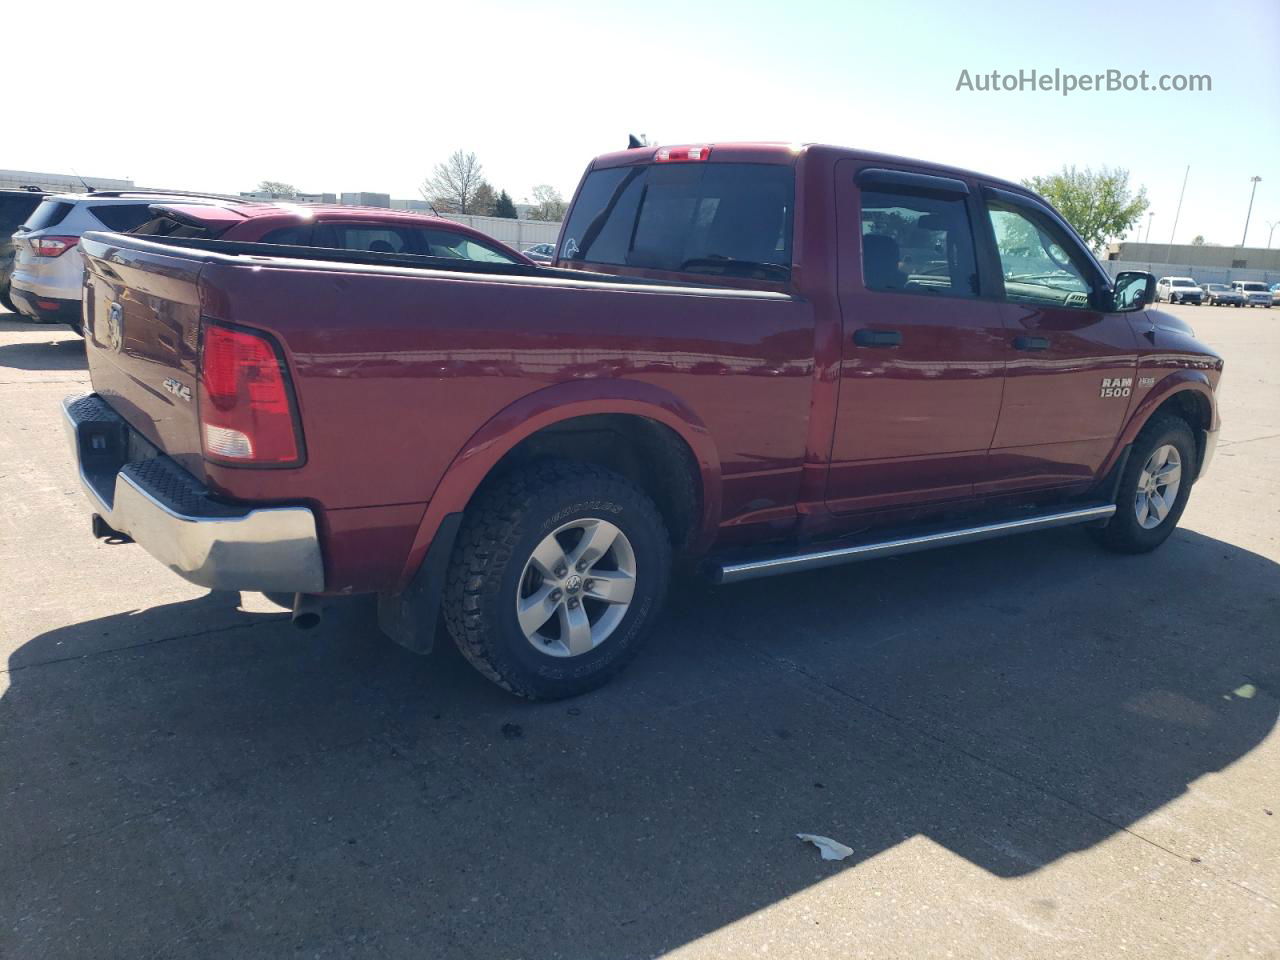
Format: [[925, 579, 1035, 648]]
[[1014, 335, 1050, 351], [853, 328, 902, 347]]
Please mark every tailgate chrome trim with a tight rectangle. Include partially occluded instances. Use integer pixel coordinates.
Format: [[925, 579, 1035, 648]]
[[715, 504, 1117, 584], [63, 394, 325, 593]]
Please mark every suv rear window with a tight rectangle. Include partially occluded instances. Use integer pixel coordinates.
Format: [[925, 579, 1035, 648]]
[[22, 200, 74, 231], [91, 204, 160, 232], [560, 162, 794, 281]]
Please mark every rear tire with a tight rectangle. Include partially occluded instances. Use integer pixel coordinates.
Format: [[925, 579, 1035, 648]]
[[443, 459, 671, 700], [0, 284, 14, 314], [1091, 414, 1197, 554]]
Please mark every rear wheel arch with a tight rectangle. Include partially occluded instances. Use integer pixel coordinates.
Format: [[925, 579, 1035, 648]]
[[396, 383, 722, 591]]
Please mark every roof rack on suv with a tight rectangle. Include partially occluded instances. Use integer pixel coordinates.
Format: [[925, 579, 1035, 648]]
[[78, 188, 255, 203]]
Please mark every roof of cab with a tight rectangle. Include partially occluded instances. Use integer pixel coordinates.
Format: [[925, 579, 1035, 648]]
[[589, 141, 1030, 193]]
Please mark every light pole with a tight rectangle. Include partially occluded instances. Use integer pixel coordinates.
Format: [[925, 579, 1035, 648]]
[[1144, 211, 1155, 243], [1241, 176, 1261, 246], [1267, 220, 1278, 250]]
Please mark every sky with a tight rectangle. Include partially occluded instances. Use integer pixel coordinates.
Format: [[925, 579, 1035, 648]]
[[6, 0, 1279, 247]]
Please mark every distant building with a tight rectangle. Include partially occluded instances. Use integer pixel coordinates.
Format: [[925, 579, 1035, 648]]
[[340, 192, 390, 208], [0, 168, 133, 193], [1103, 241, 1279, 284], [239, 191, 337, 203], [1105, 241, 1280, 272], [390, 198, 432, 212]]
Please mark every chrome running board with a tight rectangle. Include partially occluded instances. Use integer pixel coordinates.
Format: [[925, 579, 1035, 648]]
[[713, 503, 1116, 585]]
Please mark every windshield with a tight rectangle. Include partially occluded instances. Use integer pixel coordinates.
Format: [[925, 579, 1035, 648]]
[[1240, 282, 1266, 291], [560, 161, 794, 281], [1171, 279, 1197, 287]]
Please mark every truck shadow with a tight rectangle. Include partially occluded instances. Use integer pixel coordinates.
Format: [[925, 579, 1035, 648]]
[[0, 318, 86, 371], [2, 527, 1276, 957]]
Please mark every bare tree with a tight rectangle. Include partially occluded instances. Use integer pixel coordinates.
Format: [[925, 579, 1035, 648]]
[[422, 150, 488, 214], [256, 180, 299, 199], [528, 184, 567, 222]]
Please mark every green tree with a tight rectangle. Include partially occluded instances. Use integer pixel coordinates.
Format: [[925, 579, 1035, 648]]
[[470, 182, 497, 217], [1191, 234, 1206, 245], [492, 189, 518, 219], [255, 180, 299, 199], [1021, 166, 1149, 253], [528, 184, 567, 222]]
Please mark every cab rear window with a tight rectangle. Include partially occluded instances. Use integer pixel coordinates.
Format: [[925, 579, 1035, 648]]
[[560, 162, 794, 281]]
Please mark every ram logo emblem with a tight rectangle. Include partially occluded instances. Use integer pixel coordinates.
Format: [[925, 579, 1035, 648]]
[[1100, 377, 1132, 399], [106, 302, 124, 353]]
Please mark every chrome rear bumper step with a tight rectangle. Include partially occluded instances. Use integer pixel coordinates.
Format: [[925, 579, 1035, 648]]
[[713, 504, 1116, 585]]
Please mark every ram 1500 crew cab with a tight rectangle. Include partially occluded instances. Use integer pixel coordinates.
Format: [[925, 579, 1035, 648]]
[[65, 142, 1223, 699]]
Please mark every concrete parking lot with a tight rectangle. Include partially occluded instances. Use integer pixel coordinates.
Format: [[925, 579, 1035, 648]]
[[1, 302, 1276, 959]]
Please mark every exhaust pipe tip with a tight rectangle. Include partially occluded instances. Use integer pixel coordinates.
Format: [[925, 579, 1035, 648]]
[[291, 593, 323, 630]]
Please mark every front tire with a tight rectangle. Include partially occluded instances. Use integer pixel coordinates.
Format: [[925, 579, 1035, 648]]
[[443, 459, 671, 700], [1092, 414, 1197, 554]]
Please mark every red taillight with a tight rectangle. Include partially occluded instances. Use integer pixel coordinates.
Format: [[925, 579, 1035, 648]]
[[198, 322, 303, 466], [654, 145, 711, 163], [30, 235, 79, 257]]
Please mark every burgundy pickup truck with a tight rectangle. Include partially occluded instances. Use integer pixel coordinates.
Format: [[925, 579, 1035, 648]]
[[65, 142, 1222, 699]]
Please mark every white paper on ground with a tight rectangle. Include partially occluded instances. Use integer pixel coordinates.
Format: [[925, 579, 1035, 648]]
[[796, 833, 854, 861]]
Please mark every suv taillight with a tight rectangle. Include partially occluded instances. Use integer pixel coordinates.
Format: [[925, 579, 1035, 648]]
[[30, 235, 79, 257], [198, 322, 304, 466]]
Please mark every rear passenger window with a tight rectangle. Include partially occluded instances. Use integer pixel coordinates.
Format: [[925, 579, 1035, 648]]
[[859, 189, 978, 298], [91, 204, 157, 232], [258, 226, 312, 245], [314, 225, 414, 254], [132, 215, 226, 240]]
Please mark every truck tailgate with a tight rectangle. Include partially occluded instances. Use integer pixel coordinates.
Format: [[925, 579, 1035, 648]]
[[81, 234, 206, 480]]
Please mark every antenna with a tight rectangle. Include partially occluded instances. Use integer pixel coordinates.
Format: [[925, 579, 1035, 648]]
[[70, 167, 94, 193], [628, 134, 643, 149]]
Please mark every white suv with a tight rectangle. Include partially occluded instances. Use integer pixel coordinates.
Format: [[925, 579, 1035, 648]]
[[1155, 276, 1204, 305], [9, 190, 229, 333]]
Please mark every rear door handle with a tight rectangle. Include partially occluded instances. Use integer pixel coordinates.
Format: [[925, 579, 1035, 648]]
[[1014, 336, 1050, 351], [853, 328, 902, 347]]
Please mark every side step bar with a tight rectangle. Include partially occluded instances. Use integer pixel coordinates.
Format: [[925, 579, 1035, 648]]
[[714, 503, 1116, 585]]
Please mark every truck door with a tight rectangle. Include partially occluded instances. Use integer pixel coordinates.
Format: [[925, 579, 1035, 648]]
[[975, 187, 1139, 496], [825, 161, 1006, 514]]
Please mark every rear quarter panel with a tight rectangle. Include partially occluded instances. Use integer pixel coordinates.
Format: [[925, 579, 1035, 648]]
[[196, 263, 816, 588]]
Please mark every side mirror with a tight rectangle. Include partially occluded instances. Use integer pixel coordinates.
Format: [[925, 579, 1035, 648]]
[[1112, 271, 1156, 312]]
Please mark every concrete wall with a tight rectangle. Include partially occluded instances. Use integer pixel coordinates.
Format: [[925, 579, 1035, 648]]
[[435, 213, 562, 251], [0, 169, 133, 193], [1102, 259, 1277, 285], [1106, 242, 1280, 272]]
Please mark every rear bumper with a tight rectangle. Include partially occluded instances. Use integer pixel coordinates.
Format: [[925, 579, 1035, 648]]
[[9, 287, 80, 324], [62, 394, 325, 593]]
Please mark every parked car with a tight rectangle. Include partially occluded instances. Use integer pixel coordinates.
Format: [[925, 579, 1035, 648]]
[[0, 187, 46, 313], [523, 242, 556, 263], [1155, 276, 1203, 304], [131, 201, 536, 266], [64, 141, 1223, 700], [9, 189, 237, 331], [1271, 282, 1280, 305], [1202, 283, 1244, 307], [1230, 280, 1273, 308]]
